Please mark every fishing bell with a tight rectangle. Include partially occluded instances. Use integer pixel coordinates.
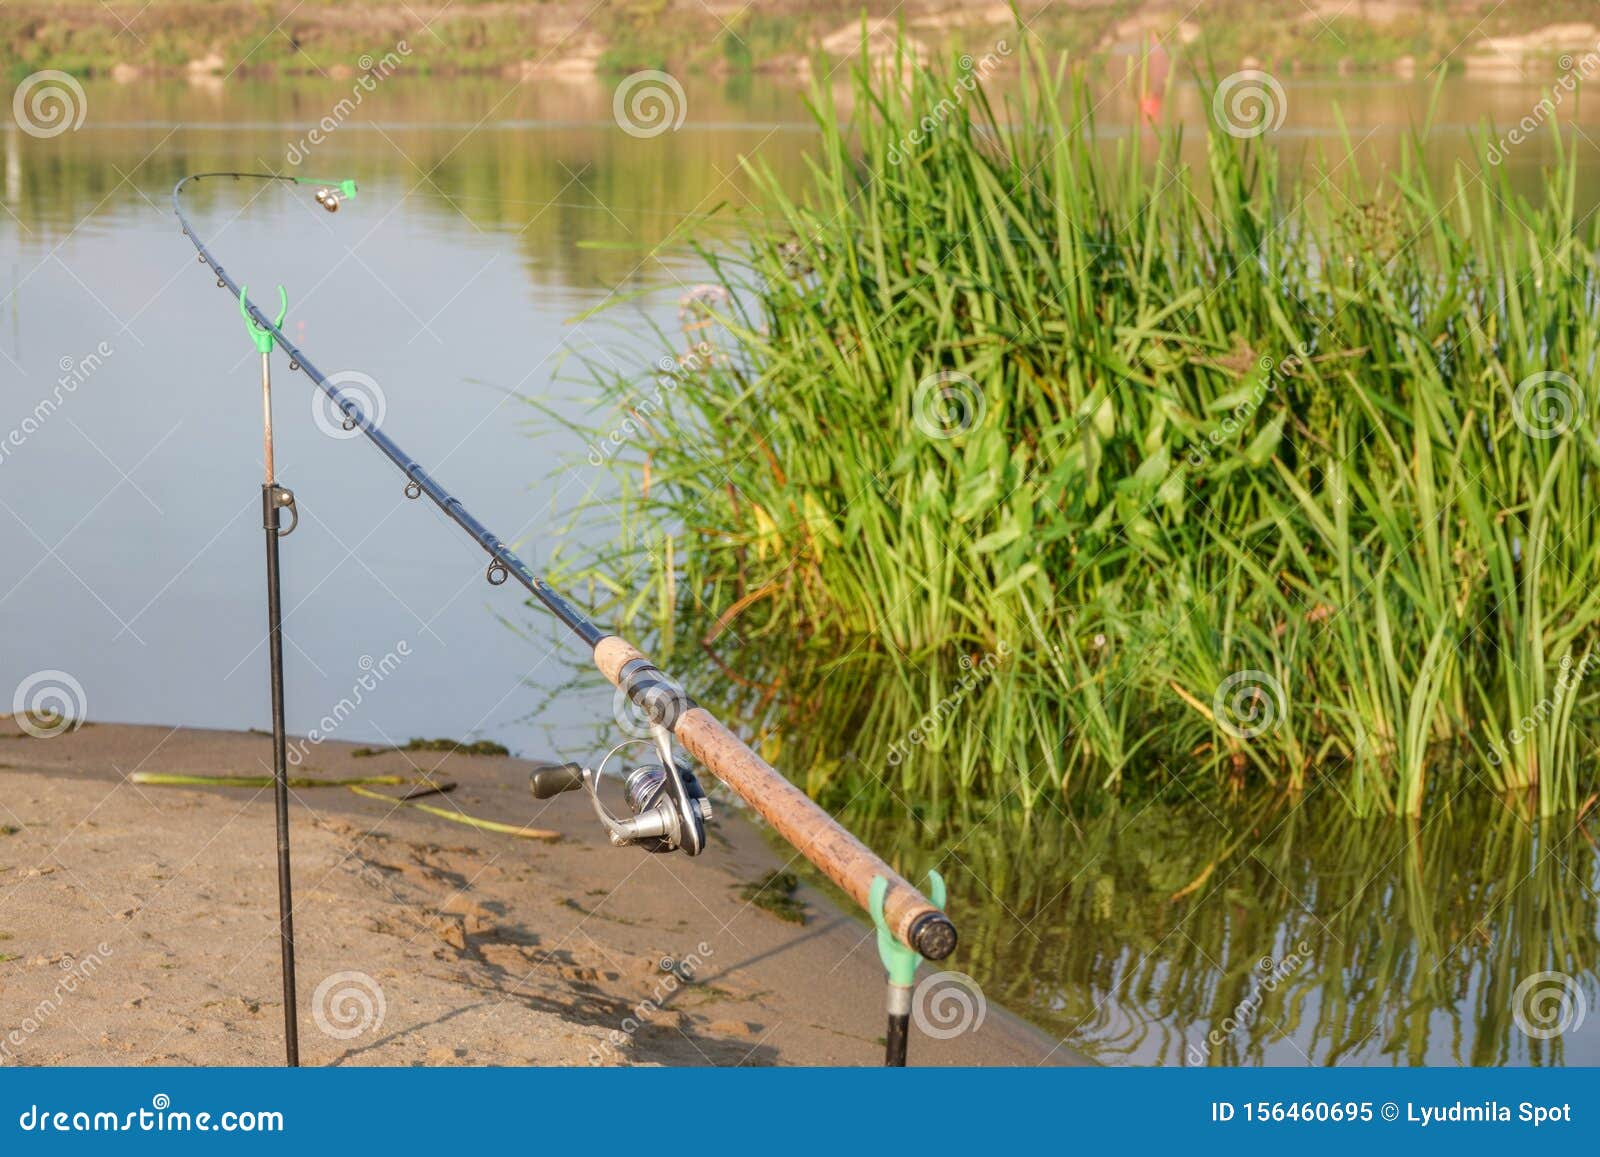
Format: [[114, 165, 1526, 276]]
[[314, 187, 340, 213]]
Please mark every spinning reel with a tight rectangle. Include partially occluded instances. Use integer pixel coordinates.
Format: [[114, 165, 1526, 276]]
[[529, 724, 712, 856]]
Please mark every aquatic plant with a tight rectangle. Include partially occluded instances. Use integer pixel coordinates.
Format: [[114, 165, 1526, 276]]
[[561, 32, 1600, 819]]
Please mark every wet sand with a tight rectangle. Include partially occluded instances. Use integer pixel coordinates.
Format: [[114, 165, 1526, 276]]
[[0, 720, 1080, 1066]]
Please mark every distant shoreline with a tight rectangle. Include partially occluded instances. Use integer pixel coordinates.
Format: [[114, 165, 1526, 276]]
[[3, 2, 1597, 84]]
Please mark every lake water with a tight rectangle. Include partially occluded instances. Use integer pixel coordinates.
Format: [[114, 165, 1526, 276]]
[[3, 71, 1598, 1065]]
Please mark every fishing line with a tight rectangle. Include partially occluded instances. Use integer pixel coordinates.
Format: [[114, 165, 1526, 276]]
[[361, 181, 1244, 262], [131, 772, 415, 789], [128, 771, 553, 836], [344, 784, 560, 839], [424, 184, 1232, 259]]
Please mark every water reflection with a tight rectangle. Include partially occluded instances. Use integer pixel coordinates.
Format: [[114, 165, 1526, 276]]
[[1, 86, 813, 291], [649, 637, 1600, 1065], [921, 792, 1599, 1065], [9, 72, 1600, 271]]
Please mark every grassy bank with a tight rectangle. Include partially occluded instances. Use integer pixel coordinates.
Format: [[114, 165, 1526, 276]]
[[566, 34, 1600, 820]]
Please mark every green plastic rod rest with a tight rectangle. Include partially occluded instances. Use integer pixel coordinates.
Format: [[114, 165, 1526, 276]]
[[240, 284, 287, 355], [871, 869, 947, 985]]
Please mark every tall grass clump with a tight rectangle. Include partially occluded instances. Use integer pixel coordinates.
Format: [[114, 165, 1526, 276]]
[[558, 34, 1600, 821]]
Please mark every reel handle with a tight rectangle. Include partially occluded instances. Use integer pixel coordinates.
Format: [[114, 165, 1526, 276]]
[[528, 762, 586, 799]]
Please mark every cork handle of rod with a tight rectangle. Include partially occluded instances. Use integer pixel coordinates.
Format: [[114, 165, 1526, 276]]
[[593, 637, 957, 960]]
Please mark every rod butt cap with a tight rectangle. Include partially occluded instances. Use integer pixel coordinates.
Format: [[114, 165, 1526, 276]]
[[911, 911, 958, 960]]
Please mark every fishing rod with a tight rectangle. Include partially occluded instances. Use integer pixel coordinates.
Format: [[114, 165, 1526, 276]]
[[173, 171, 957, 1067]]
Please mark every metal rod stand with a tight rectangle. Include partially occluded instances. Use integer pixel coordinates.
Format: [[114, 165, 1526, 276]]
[[263, 478, 299, 1067], [247, 293, 301, 1068], [872, 870, 947, 1068], [885, 983, 911, 1067]]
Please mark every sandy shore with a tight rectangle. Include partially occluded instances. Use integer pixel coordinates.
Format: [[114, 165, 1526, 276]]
[[0, 720, 1076, 1067]]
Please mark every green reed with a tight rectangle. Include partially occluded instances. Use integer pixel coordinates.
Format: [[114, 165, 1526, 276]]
[[559, 33, 1600, 818]]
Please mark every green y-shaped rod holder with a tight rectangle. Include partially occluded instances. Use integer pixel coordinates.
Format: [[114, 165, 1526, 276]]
[[871, 869, 947, 1067], [241, 283, 287, 355]]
